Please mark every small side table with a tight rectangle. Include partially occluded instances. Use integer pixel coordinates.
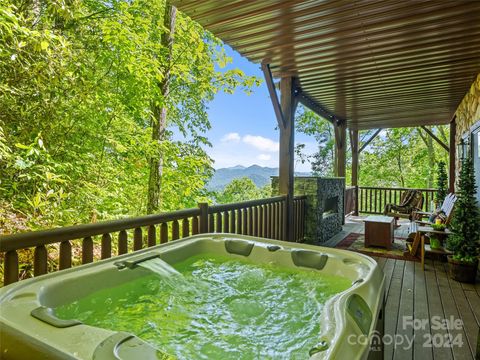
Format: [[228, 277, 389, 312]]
[[414, 226, 452, 269], [364, 215, 395, 250]]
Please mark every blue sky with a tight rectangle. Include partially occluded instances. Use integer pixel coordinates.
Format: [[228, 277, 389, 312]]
[[204, 46, 317, 172]]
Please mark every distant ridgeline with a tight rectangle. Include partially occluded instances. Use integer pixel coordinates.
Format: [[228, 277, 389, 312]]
[[207, 165, 310, 191]]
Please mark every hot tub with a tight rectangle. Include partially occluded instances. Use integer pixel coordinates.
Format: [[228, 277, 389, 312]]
[[0, 234, 385, 360]]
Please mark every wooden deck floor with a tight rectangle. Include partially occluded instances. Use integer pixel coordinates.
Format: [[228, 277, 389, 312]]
[[372, 256, 480, 360], [326, 216, 480, 359]]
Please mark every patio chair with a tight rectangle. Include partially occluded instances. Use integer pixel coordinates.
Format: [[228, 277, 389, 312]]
[[413, 193, 457, 226], [384, 189, 424, 226], [407, 193, 457, 239]]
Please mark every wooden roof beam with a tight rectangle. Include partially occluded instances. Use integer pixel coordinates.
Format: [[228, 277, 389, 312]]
[[295, 91, 344, 125], [420, 126, 449, 152], [359, 128, 383, 153], [261, 61, 286, 129]]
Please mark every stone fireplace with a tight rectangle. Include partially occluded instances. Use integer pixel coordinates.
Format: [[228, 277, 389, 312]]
[[271, 176, 345, 243]]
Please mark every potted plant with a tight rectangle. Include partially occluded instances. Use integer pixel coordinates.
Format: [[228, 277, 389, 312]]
[[435, 161, 448, 208], [447, 157, 480, 283]]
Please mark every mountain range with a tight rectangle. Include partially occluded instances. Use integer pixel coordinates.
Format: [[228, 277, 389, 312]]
[[207, 165, 310, 191]]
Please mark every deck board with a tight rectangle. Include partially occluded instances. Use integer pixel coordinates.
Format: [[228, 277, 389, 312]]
[[413, 261, 433, 360], [393, 260, 415, 360], [384, 260, 405, 359]]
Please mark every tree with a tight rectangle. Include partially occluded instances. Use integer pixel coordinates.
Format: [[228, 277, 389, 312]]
[[214, 178, 270, 204], [295, 105, 335, 176], [0, 0, 260, 231], [147, 4, 177, 214], [435, 161, 448, 205], [447, 157, 480, 263]]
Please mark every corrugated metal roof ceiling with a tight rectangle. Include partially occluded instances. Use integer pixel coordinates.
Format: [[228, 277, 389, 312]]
[[171, 0, 480, 130]]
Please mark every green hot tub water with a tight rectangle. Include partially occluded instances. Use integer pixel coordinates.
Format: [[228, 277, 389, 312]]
[[55, 254, 351, 360]]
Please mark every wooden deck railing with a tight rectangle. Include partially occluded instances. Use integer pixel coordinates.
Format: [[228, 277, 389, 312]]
[[357, 186, 437, 215], [0, 195, 307, 285]]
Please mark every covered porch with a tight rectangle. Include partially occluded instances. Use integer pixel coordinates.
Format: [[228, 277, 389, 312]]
[[1, 1, 480, 359]]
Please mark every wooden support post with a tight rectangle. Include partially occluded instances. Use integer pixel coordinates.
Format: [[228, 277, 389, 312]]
[[279, 77, 297, 242], [350, 129, 359, 216], [449, 117, 456, 193], [334, 121, 347, 177], [262, 61, 298, 242]]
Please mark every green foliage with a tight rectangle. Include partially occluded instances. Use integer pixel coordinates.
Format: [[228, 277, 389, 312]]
[[296, 110, 449, 190], [0, 0, 259, 232], [431, 223, 446, 232], [214, 177, 271, 204], [447, 157, 480, 263], [435, 161, 448, 205], [295, 106, 335, 176]]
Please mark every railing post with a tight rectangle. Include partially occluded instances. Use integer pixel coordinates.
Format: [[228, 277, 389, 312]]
[[198, 202, 209, 234], [4, 250, 19, 285]]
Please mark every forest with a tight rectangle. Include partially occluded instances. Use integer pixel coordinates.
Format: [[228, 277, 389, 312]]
[[1, 0, 448, 235]]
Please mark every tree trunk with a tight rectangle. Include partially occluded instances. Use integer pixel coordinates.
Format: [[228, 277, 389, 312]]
[[147, 4, 176, 214], [396, 152, 405, 187], [418, 127, 436, 188]]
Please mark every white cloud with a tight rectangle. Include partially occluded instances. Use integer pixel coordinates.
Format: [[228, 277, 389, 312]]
[[257, 154, 271, 161], [221, 132, 240, 143], [242, 135, 278, 152]]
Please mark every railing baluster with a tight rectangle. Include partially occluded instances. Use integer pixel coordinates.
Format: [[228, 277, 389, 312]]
[[209, 214, 214, 232], [134, 228, 142, 250], [267, 204, 273, 239], [230, 210, 236, 233], [296, 201, 300, 241], [172, 220, 180, 240], [278, 202, 286, 240], [261, 205, 266, 238], [182, 218, 190, 238], [160, 223, 168, 243], [118, 230, 128, 255], [101, 233, 112, 259], [248, 207, 254, 236], [148, 225, 156, 247], [369, 189, 373, 213], [236, 208, 243, 235], [301, 199, 305, 239], [192, 216, 199, 235], [223, 211, 229, 233], [59, 241, 72, 270], [359, 188, 363, 213], [216, 212, 222, 233], [253, 206, 259, 236], [4, 250, 19, 285], [242, 208, 248, 235], [276, 202, 280, 238], [82, 236, 94, 263]]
